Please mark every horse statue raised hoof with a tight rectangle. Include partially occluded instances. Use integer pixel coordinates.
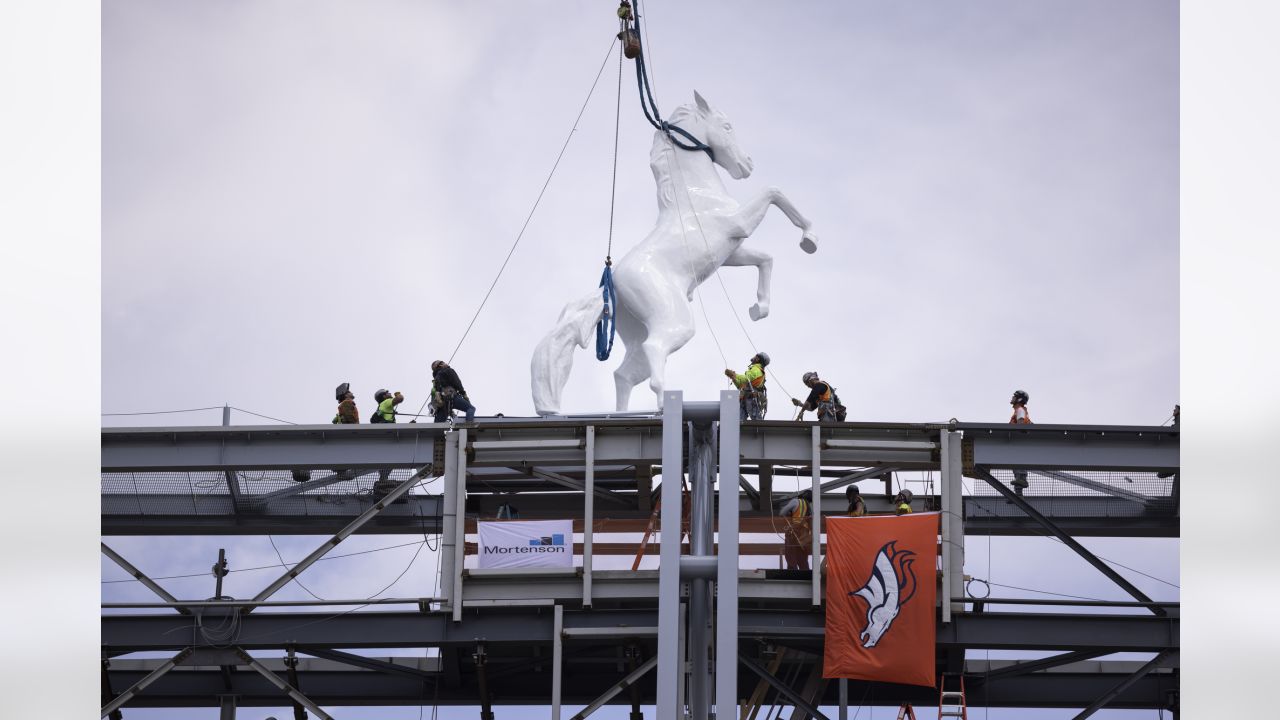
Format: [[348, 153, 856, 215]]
[[531, 91, 819, 416]]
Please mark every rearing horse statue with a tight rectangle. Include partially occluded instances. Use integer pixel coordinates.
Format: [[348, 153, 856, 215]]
[[531, 91, 818, 415]]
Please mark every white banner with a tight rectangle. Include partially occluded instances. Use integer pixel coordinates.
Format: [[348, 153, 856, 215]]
[[477, 519, 574, 569]]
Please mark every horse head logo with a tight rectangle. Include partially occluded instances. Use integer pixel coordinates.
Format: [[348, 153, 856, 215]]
[[849, 540, 918, 648]]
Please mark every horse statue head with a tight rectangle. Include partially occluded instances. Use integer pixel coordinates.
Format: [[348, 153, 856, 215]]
[[666, 91, 755, 180]]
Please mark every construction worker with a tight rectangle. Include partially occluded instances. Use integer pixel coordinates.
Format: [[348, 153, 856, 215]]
[[894, 489, 914, 515], [846, 485, 866, 516], [725, 351, 770, 421], [370, 389, 404, 423], [431, 360, 477, 424], [778, 489, 812, 570], [1009, 390, 1032, 492], [791, 371, 846, 422], [332, 383, 359, 424]]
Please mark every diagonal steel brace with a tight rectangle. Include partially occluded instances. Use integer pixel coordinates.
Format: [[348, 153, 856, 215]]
[[973, 468, 1165, 617], [101, 647, 192, 717], [739, 653, 832, 720], [246, 467, 430, 613], [101, 542, 190, 615]]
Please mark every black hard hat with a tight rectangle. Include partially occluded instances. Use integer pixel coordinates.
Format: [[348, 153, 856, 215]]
[[845, 485, 860, 498], [1012, 389, 1030, 404], [802, 371, 819, 385], [335, 382, 350, 401], [753, 351, 771, 367], [374, 388, 390, 402], [431, 360, 445, 372]]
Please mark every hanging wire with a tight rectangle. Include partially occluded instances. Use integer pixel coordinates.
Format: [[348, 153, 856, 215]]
[[268, 535, 328, 601], [102, 406, 223, 416], [101, 540, 427, 584], [230, 406, 298, 425], [607, 44, 623, 263], [444, 37, 620, 368]]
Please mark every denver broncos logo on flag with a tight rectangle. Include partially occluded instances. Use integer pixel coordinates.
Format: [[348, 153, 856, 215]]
[[823, 512, 939, 687], [851, 541, 917, 648]]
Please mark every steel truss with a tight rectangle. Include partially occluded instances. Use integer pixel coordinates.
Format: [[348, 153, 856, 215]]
[[101, 400, 1179, 716]]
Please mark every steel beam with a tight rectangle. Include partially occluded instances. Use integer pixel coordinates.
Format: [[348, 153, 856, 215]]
[[974, 468, 1165, 616], [452, 428, 468, 623], [1072, 650, 1177, 719], [238, 648, 333, 720], [530, 467, 631, 505], [101, 543, 190, 615], [717, 390, 741, 720], [974, 650, 1110, 682], [656, 392, 683, 719], [960, 423, 1178, 470], [247, 469, 427, 611], [569, 655, 658, 720], [584, 426, 595, 607], [301, 647, 438, 680], [1031, 470, 1154, 505], [739, 653, 831, 720], [104, 609, 1177, 653], [101, 647, 190, 717]]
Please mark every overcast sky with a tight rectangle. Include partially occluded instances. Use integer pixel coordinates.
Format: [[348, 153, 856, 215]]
[[101, 1, 1179, 717]]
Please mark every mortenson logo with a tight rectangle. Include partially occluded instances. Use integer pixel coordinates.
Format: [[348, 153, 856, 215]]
[[483, 534, 568, 555]]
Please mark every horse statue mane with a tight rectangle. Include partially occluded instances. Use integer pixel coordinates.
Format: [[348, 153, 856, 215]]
[[531, 91, 819, 415]]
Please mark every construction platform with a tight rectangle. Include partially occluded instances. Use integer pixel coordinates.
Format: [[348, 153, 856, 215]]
[[101, 393, 1179, 718]]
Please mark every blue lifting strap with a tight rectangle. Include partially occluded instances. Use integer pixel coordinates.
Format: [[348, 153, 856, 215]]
[[596, 264, 618, 361]]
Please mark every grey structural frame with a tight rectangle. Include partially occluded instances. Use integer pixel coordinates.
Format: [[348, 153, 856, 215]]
[[101, 408, 1179, 715]]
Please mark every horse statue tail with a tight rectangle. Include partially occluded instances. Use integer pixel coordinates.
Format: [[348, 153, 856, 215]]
[[531, 291, 606, 416]]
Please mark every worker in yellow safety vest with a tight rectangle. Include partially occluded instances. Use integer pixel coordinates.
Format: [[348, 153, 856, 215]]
[[725, 352, 770, 421], [778, 489, 812, 570], [894, 489, 914, 515]]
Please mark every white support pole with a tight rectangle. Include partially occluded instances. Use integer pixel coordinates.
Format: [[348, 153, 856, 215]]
[[583, 425, 595, 607], [453, 428, 468, 623], [441, 432, 458, 613], [552, 603, 564, 720], [657, 392, 684, 719], [941, 430, 966, 621], [716, 390, 741, 720], [811, 425, 823, 607]]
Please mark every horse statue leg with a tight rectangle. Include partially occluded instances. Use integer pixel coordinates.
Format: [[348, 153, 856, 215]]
[[611, 303, 650, 412], [722, 245, 774, 320], [615, 267, 697, 412], [731, 185, 819, 254]]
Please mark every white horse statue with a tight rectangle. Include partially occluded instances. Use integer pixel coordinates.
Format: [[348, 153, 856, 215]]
[[531, 91, 818, 415]]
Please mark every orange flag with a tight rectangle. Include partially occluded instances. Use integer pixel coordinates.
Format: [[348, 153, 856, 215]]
[[823, 512, 939, 687]]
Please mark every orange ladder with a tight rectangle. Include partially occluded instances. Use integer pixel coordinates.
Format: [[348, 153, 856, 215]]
[[938, 673, 968, 720]]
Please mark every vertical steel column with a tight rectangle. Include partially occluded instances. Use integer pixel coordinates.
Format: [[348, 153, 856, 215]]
[[219, 695, 236, 720], [452, 428, 468, 623], [940, 430, 966, 622], [811, 425, 823, 606], [838, 678, 848, 720], [584, 425, 595, 607], [441, 432, 458, 614], [687, 422, 714, 720], [716, 390, 741, 720], [657, 392, 685, 719], [552, 603, 564, 720]]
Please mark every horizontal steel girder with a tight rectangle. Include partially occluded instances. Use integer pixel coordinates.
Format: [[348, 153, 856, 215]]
[[103, 609, 1177, 653], [103, 421, 1177, 472], [958, 423, 1178, 470], [102, 492, 1175, 537], [104, 659, 1174, 710]]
